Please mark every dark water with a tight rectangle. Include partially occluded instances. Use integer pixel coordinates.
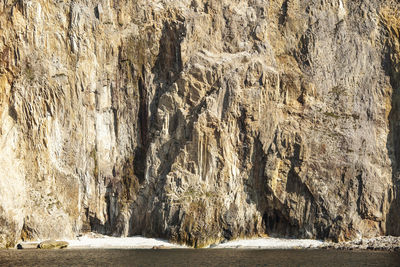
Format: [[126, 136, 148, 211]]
[[0, 249, 399, 267]]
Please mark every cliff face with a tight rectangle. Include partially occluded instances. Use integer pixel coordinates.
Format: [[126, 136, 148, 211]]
[[0, 0, 399, 248]]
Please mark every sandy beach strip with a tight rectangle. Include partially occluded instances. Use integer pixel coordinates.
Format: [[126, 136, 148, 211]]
[[66, 236, 186, 249], [212, 238, 324, 249], [63, 235, 324, 249]]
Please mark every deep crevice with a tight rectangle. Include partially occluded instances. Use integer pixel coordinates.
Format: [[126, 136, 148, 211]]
[[135, 70, 148, 184], [278, 0, 289, 26]]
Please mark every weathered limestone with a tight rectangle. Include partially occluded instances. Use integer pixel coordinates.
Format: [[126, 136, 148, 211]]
[[0, 0, 399, 248]]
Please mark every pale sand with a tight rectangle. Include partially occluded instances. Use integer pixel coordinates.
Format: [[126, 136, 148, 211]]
[[66, 235, 185, 249], [63, 234, 324, 249], [212, 238, 324, 249]]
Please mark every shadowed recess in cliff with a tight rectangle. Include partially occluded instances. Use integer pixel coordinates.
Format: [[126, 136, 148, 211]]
[[382, 4, 400, 236], [145, 19, 187, 180], [385, 57, 400, 235], [244, 135, 268, 234], [278, 0, 289, 26], [136, 72, 148, 184], [267, 137, 317, 238], [153, 20, 185, 83], [386, 65, 400, 235]]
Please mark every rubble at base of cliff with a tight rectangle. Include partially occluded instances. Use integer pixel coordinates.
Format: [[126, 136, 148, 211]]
[[320, 236, 400, 251]]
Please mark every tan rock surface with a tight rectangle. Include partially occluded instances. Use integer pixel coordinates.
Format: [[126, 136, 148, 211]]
[[0, 0, 399, 248], [37, 240, 69, 249]]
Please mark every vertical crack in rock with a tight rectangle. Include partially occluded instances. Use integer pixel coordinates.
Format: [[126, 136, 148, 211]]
[[278, 0, 289, 26], [136, 73, 148, 184]]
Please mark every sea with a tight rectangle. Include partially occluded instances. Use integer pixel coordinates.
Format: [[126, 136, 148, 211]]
[[0, 249, 399, 267]]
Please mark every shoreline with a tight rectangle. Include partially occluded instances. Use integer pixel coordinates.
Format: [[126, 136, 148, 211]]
[[320, 236, 400, 251], [14, 234, 400, 251], [211, 238, 324, 249], [66, 235, 186, 249]]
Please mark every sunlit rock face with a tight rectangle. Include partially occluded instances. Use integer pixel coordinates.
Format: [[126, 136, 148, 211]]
[[0, 0, 399, 247]]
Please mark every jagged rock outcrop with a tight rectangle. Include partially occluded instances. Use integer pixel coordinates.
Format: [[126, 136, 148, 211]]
[[0, 0, 399, 248]]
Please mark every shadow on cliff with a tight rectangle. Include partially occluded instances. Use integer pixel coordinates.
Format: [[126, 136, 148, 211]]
[[385, 48, 400, 236], [244, 134, 300, 238], [87, 179, 122, 235], [149, 19, 186, 181], [245, 131, 333, 240], [127, 19, 188, 237]]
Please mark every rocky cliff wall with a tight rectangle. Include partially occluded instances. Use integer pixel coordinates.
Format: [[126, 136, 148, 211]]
[[0, 0, 399, 248]]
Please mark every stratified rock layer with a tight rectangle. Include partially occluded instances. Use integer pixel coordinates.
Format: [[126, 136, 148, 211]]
[[0, 0, 399, 247]]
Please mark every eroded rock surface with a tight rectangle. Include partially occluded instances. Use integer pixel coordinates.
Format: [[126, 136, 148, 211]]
[[0, 0, 399, 247], [37, 240, 69, 249]]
